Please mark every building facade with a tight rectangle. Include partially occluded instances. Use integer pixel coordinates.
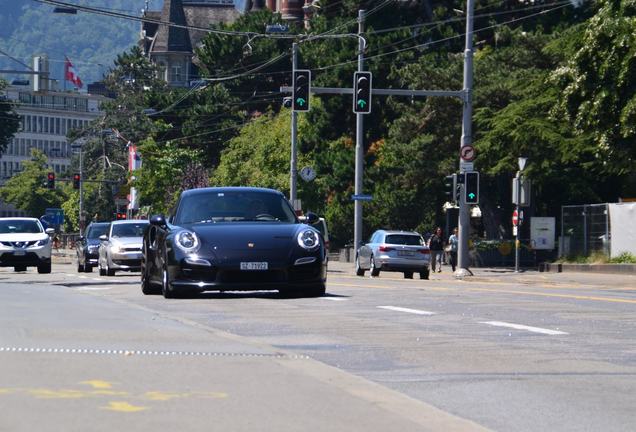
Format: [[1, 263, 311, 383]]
[[0, 82, 106, 217]]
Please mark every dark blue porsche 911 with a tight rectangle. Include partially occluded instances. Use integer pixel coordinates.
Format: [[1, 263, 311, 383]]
[[141, 187, 327, 298]]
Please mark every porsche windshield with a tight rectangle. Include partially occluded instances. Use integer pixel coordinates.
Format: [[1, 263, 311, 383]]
[[175, 191, 297, 224]]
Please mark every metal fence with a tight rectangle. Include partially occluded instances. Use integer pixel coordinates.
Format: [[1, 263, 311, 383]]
[[561, 204, 609, 257]]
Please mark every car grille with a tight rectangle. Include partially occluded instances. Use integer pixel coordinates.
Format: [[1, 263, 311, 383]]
[[0, 252, 43, 265], [121, 247, 142, 252], [1, 241, 37, 248]]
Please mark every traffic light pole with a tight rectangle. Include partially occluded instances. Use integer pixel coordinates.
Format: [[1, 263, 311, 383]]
[[456, 0, 475, 278], [290, 42, 298, 208], [79, 146, 84, 236], [353, 9, 365, 254]]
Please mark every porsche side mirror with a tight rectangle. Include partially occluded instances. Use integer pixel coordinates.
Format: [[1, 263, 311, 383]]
[[305, 212, 319, 225], [45, 228, 55, 235], [78, 235, 85, 241], [99, 234, 108, 242], [150, 214, 167, 227]]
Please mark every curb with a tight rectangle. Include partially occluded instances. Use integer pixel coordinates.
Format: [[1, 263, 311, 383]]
[[539, 263, 636, 274]]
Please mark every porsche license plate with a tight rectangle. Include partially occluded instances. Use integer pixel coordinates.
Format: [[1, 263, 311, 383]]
[[240, 262, 268, 271]]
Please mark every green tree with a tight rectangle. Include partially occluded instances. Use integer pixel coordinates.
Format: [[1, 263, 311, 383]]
[[553, 0, 636, 179], [134, 138, 207, 215], [0, 149, 66, 217], [0, 79, 20, 155]]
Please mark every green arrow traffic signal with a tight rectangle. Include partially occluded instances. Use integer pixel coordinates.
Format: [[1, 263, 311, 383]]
[[357, 99, 367, 108], [296, 97, 306, 106], [468, 192, 475, 199]]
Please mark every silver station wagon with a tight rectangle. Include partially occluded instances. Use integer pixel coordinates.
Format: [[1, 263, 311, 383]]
[[355, 230, 431, 279]]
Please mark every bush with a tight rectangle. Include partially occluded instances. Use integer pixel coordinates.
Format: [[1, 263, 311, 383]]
[[608, 252, 636, 264]]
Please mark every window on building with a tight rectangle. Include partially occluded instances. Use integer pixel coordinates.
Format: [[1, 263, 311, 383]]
[[170, 65, 182, 83], [37, 116, 43, 133], [61, 118, 66, 135], [55, 118, 60, 135]]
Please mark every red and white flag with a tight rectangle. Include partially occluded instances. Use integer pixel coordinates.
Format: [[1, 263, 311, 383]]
[[64, 57, 83, 88]]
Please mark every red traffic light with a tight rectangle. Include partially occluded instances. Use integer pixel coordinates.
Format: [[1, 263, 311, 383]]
[[116, 213, 127, 220], [73, 173, 80, 189], [47, 172, 55, 189]]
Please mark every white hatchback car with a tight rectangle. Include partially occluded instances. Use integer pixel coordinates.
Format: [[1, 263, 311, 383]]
[[0, 217, 54, 273]]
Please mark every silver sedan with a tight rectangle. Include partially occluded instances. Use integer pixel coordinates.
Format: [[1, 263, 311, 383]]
[[98, 220, 149, 276], [356, 230, 430, 279]]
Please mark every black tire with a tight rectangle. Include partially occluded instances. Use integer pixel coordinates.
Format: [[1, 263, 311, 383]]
[[99, 263, 106, 276], [141, 255, 160, 295], [106, 261, 116, 276], [420, 268, 430, 280], [161, 267, 179, 299], [37, 262, 51, 274], [14, 265, 27, 272], [370, 255, 380, 277], [404, 272, 413, 279], [77, 261, 85, 273], [355, 256, 365, 276], [84, 264, 93, 273]]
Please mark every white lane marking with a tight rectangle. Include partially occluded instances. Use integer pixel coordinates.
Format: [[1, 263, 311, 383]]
[[0, 346, 308, 359], [91, 278, 102, 281], [78, 275, 88, 279], [321, 297, 348, 301], [377, 306, 436, 316], [65, 274, 75, 277], [480, 321, 568, 335]]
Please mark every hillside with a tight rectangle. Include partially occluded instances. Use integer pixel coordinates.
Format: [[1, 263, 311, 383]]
[[0, 0, 139, 87]]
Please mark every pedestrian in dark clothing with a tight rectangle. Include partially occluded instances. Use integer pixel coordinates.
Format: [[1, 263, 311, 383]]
[[428, 227, 444, 273]]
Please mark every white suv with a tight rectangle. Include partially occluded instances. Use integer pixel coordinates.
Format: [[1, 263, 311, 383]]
[[0, 217, 54, 273]]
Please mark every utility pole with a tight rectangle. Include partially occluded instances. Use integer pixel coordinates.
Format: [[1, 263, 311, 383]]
[[353, 9, 365, 253], [456, 0, 475, 278], [290, 42, 298, 208]]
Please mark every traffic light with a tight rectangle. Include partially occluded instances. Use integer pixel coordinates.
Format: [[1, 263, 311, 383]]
[[444, 174, 458, 204], [73, 173, 80, 189], [464, 171, 479, 204], [353, 71, 372, 114], [292, 70, 311, 112], [46, 172, 55, 189], [116, 212, 127, 220]]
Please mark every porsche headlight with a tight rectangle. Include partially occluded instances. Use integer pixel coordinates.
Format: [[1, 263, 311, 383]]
[[175, 231, 199, 253], [297, 229, 320, 250]]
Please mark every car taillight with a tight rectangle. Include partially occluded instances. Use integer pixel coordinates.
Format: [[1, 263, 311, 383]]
[[419, 249, 430, 254], [378, 245, 394, 252]]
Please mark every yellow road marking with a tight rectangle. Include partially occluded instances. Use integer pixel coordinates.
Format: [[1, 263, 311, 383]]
[[328, 282, 636, 304], [30, 388, 86, 399], [102, 401, 147, 412], [80, 380, 114, 389], [468, 287, 636, 305]]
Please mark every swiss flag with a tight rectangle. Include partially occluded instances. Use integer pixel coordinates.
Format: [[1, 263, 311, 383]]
[[64, 57, 83, 88]]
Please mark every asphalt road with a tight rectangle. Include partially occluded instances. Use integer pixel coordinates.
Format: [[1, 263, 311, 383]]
[[1, 260, 635, 431]]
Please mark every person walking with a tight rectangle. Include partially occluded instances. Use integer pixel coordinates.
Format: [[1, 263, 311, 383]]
[[448, 227, 459, 272], [428, 227, 444, 273]]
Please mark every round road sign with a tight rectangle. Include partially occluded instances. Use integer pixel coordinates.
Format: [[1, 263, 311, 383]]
[[460, 145, 476, 161], [512, 209, 519, 226], [299, 166, 317, 182]]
